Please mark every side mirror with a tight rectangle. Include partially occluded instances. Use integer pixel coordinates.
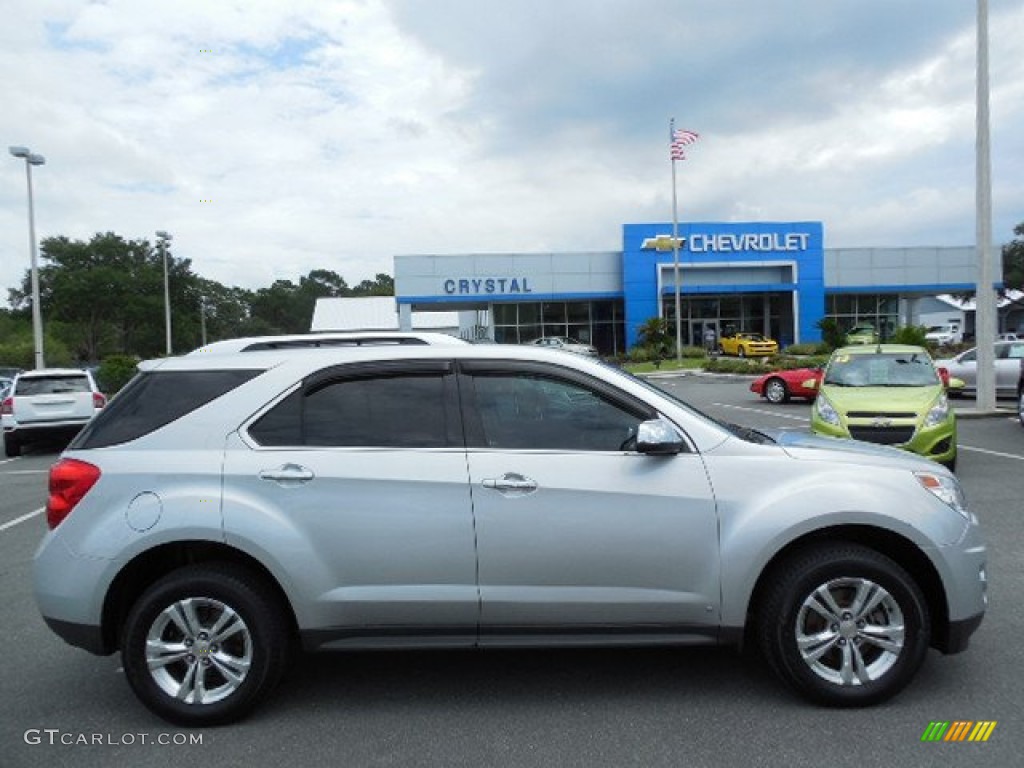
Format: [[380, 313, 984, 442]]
[[801, 378, 819, 390], [636, 419, 684, 455]]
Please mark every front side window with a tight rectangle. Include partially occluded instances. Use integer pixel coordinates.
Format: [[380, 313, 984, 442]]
[[467, 372, 650, 451], [249, 371, 455, 448]]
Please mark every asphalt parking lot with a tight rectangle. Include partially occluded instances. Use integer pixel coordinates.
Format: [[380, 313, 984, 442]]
[[1, 374, 1021, 768]]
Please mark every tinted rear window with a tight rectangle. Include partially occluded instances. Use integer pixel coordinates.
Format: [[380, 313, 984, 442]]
[[71, 369, 261, 449], [16, 375, 91, 395]]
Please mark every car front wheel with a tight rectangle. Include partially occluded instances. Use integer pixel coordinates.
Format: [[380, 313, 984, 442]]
[[1018, 390, 1024, 427], [3, 434, 20, 457], [764, 377, 790, 404], [757, 544, 930, 707], [122, 563, 290, 726]]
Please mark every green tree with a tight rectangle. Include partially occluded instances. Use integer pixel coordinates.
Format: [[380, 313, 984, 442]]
[[8, 232, 206, 360], [636, 317, 672, 359], [815, 317, 846, 351], [351, 273, 394, 296], [1001, 221, 1024, 304]]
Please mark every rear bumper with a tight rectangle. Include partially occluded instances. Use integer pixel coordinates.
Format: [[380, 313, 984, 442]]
[[3, 422, 89, 443]]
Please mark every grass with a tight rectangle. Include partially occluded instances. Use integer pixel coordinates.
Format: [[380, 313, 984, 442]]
[[621, 358, 708, 374]]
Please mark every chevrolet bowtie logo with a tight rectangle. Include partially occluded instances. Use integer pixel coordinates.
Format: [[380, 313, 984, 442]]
[[872, 417, 893, 428], [641, 235, 686, 251]]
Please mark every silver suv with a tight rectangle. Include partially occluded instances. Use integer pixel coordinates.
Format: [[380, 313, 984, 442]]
[[188, 331, 468, 355], [2, 368, 106, 457], [33, 346, 986, 725]]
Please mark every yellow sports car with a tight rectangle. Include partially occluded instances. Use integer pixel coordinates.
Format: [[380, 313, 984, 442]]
[[719, 332, 779, 357]]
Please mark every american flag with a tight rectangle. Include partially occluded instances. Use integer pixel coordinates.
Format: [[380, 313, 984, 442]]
[[670, 128, 699, 161]]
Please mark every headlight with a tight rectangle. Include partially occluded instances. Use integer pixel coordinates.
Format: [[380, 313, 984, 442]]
[[923, 393, 950, 428], [915, 471, 969, 519], [815, 395, 841, 426]]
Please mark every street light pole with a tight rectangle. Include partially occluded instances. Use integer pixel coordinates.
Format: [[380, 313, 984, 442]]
[[156, 231, 173, 355], [9, 146, 46, 370], [974, 0, 997, 412]]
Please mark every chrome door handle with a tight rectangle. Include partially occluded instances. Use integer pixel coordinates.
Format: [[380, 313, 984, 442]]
[[481, 473, 538, 493], [259, 463, 315, 486]]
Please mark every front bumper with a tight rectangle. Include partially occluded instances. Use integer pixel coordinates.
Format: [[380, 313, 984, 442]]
[[936, 612, 985, 654], [811, 415, 956, 464]]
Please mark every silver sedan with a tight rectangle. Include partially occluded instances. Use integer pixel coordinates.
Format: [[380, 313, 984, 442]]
[[935, 340, 1024, 397], [527, 336, 599, 356]]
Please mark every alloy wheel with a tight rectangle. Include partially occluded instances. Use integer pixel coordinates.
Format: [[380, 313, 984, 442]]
[[145, 597, 253, 705], [795, 577, 904, 687]]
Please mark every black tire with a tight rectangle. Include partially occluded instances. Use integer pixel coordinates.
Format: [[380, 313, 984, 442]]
[[1018, 390, 1023, 428], [122, 563, 290, 726], [756, 544, 930, 707], [3, 434, 21, 457], [738, 347, 747, 358], [764, 377, 790, 404], [941, 453, 957, 473]]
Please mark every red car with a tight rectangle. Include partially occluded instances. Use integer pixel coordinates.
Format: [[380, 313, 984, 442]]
[[750, 367, 822, 404]]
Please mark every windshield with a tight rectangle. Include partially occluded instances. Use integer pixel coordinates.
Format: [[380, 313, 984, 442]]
[[824, 352, 940, 387]]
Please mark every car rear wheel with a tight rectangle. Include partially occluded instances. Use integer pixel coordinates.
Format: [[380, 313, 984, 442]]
[[122, 563, 290, 726], [764, 378, 790, 404], [757, 544, 929, 707], [3, 434, 20, 457]]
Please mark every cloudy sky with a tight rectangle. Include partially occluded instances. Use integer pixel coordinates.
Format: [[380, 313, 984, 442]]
[[2, 0, 1023, 298]]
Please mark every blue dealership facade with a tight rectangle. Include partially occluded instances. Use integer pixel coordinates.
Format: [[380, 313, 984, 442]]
[[393, 221, 982, 355]]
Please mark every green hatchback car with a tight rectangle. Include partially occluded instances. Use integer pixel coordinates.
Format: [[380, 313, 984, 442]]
[[809, 345, 957, 471]]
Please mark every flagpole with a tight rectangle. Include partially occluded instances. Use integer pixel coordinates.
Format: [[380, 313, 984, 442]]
[[670, 118, 682, 363]]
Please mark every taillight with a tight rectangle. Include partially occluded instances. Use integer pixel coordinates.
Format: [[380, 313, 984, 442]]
[[93, 392, 107, 409], [1, 396, 11, 416], [47, 459, 101, 529]]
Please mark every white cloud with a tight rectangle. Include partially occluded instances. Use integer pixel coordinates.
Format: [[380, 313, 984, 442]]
[[3, 0, 1023, 302]]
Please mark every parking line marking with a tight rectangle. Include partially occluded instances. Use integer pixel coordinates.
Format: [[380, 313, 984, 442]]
[[959, 445, 1024, 462], [0, 507, 44, 533], [714, 404, 1024, 462], [713, 403, 810, 422]]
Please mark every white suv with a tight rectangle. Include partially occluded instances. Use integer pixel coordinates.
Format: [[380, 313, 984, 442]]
[[33, 346, 986, 724], [2, 368, 106, 457]]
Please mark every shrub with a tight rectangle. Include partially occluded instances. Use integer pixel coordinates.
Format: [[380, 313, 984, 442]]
[[628, 346, 650, 363], [815, 318, 846, 351], [889, 325, 929, 347], [765, 354, 829, 370], [97, 355, 141, 395], [679, 345, 707, 359], [703, 357, 763, 374], [783, 342, 828, 356]]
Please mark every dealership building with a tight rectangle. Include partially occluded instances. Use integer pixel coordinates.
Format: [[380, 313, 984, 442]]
[[386, 221, 994, 355], [314, 221, 1002, 356]]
